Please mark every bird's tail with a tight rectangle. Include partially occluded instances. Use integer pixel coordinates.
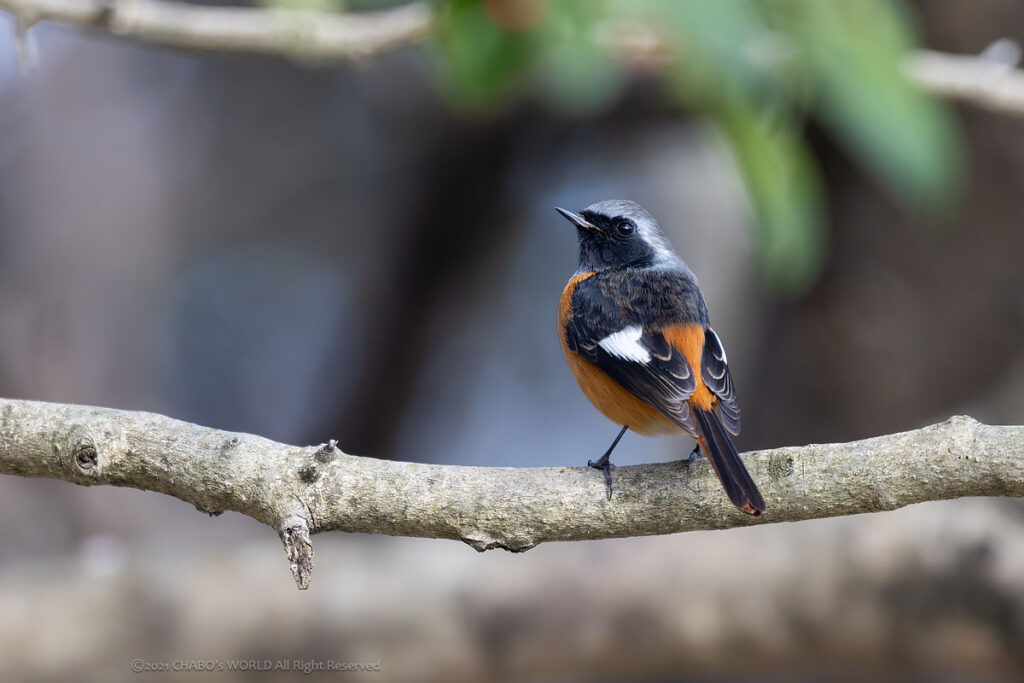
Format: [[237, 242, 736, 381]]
[[692, 407, 766, 516]]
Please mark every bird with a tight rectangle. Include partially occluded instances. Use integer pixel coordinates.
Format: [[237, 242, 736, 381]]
[[556, 199, 766, 516]]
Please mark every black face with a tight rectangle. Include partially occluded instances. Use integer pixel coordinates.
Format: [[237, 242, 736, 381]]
[[576, 210, 655, 271]]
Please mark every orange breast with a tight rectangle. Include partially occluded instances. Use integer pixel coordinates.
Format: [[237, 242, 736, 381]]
[[558, 273, 680, 436]]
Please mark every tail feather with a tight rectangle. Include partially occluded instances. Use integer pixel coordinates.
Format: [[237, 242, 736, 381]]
[[692, 407, 766, 516]]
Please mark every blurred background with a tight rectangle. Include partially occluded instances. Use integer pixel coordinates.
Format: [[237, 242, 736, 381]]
[[0, 0, 1023, 680]]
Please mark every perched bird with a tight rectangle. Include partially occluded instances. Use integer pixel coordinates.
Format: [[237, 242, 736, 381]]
[[556, 200, 765, 516]]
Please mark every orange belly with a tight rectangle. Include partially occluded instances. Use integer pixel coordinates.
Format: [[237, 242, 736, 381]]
[[563, 349, 681, 435]]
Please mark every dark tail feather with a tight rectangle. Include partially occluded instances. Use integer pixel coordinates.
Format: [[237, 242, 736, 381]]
[[692, 407, 766, 516]]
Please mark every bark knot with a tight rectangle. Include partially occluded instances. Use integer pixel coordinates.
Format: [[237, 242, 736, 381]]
[[65, 426, 99, 476], [74, 443, 98, 471], [768, 450, 796, 481], [299, 463, 320, 483], [315, 439, 339, 463]]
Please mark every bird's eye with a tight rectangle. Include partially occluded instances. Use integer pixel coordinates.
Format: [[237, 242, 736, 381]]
[[615, 218, 636, 236]]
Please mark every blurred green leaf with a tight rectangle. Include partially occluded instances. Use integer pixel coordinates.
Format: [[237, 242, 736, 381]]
[[717, 103, 824, 295], [778, 0, 961, 208], [435, 0, 537, 108], [636, 0, 772, 102], [534, 0, 622, 115], [435, 0, 622, 114]]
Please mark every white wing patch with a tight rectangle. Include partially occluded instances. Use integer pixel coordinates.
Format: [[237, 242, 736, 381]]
[[598, 325, 651, 364]]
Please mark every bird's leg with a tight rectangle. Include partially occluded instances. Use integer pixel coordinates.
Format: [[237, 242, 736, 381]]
[[589, 425, 628, 500], [685, 442, 704, 469]]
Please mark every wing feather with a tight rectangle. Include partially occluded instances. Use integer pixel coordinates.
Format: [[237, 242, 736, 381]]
[[701, 327, 741, 436]]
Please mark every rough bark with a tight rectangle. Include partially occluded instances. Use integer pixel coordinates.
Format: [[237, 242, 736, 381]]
[[1, 398, 1022, 589]]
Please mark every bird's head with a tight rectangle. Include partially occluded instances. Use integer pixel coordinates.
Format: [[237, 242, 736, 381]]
[[556, 199, 681, 272]]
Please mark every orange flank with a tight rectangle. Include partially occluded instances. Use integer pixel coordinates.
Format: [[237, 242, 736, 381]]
[[662, 324, 715, 410]]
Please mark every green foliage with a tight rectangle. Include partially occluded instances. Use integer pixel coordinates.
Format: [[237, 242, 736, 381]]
[[435, 0, 621, 113], [779, 0, 960, 209], [435, 0, 535, 106], [432, 0, 961, 295], [719, 106, 823, 296], [533, 1, 622, 116]]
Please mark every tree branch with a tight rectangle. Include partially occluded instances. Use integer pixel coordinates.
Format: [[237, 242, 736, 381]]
[[902, 48, 1024, 116], [0, 0, 432, 61], [1, 398, 1022, 589]]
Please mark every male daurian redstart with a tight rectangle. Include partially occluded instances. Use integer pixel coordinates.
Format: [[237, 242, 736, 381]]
[[556, 200, 766, 516]]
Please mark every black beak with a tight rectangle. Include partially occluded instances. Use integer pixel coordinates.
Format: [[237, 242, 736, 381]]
[[555, 207, 602, 233]]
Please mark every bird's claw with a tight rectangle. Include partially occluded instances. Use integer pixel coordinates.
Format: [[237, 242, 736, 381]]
[[588, 457, 614, 500], [685, 444, 704, 469]]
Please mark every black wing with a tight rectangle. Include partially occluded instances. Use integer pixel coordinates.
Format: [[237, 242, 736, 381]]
[[701, 327, 741, 436], [565, 279, 698, 432]]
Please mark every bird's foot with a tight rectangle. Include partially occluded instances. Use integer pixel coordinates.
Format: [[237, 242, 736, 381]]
[[587, 454, 615, 500], [684, 444, 705, 469]]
